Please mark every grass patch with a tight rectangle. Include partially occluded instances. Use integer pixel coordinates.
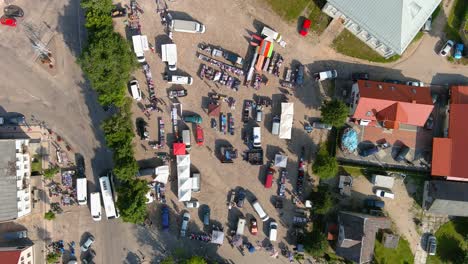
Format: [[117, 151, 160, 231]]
[[264, 0, 310, 21], [427, 218, 468, 264], [374, 235, 414, 264], [444, 0, 468, 42], [31, 154, 42, 174], [412, 31, 424, 43], [340, 165, 363, 177], [332, 30, 401, 63], [308, 0, 332, 34]]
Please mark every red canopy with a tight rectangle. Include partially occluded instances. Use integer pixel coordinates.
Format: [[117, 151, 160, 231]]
[[208, 103, 221, 117], [173, 143, 186, 155]]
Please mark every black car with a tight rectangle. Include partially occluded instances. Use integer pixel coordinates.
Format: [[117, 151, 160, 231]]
[[351, 72, 369, 82], [364, 199, 385, 209], [395, 145, 410, 162], [295, 65, 305, 85], [236, 188, 246, 208], [359, 145, 379, 157]]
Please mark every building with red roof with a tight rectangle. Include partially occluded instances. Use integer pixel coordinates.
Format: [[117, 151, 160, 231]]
[[0, 238, 34, 264], [350, 80, 434, 129], [432, 86, 468, 181]]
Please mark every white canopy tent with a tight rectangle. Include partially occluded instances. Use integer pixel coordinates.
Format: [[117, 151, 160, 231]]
[[274, 154, 288, 168], [211, 230, 225, 245], [279, 103, 294, 139], [154, 165, 169, 184], [177, 155, 192, 201]]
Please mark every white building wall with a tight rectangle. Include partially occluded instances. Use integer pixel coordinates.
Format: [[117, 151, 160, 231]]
[[14, 139, 31, 219], [18, 245, 34, 264], [322, 3, 396, 58]]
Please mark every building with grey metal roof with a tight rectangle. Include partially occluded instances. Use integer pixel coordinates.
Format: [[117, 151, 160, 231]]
[[423, 180, 468, 216], [323, 0, 441, 58], [0, 139, 31, 222]]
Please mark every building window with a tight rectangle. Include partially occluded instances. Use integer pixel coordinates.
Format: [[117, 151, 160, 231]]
[[27, 253, 31, 257], [21, 256, 24, 260]]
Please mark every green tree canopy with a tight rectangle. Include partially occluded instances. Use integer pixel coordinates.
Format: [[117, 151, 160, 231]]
[[43, 166, 59, 180], [304, 229, 329, 257], [46, 252, 60, 264], [309, 186, 335, 215], [313, 145, 338, 179], [320, 99, 348, 128], [116, 179, 149, 224], [185, 256, 207, 264], [44, 210, 56, 220], [81, 0, 114, 33]]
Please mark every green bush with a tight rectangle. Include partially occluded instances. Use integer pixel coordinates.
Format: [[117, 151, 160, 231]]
[[313, 144, 338, 179], [43, 166, 59, 180], [304, 229, 329, 257], [44, 210, 56, 220], [116, 179, 149, 224], [309, 185, 335, 215], [185, 256, 207, 264], [46, 252, 60, 264]]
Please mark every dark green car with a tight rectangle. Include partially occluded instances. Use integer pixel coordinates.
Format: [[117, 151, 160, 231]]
[[183, 114, 202, 124]]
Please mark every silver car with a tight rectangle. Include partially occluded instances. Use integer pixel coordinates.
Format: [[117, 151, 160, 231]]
[[80, 235, 95, 252], [312, 122, 332, 130], [439, 40, 454, 56], [180, 212, 190, 237]]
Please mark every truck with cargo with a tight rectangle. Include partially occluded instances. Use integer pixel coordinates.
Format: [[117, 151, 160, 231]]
[[161, 44, 177, 71], [170, 19, 205, 33]]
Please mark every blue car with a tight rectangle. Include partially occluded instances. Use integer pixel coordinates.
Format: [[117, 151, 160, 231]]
[[295, 65, 305, 85], [161, 206, 170, 231], [454, 43, 464, 60]]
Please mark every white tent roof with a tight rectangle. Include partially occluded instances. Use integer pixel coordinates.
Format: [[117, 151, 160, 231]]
[[154, 165, 169, 184], [279, 103, 294, 139], [327, 0, 440, 54], [177, 155, 192, 201], [211, 230, 225, 245], [274, 154, 288, 168]]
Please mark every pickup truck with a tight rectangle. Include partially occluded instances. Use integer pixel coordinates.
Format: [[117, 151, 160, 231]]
[[313, 70, 337, 81]]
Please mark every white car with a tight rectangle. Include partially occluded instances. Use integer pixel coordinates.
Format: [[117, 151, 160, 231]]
[[80, 235, 95, 252], [374, 189, 395, 199], [269, 221, 278, 241], [439, 40, 454, 56], [129, 80, 142, 101], [180, 212, 190, 237], [184, 200, 200, 208]]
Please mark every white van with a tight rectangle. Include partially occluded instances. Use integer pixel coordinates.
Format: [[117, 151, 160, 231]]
[[167, 75, 193, 85], [269, 221, 278, 241], [129, 80, 142, 101], [161, 44, 177, 71], [271, 116, 280, 135], [76, 178, 87, 206], [170, 19, 205, 33], [132, 35, 148, 63], [191, 173, 200, 193], [236, 217, 246, 235], [252, 126, 261, 148], [90, 192, 102, 221], [182, 130, 192, 151], [252, 199, 269, 222]]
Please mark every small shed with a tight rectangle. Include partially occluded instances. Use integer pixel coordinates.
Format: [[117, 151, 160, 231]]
[[382, 232, 400, 249], [338, 175, 353, 196]]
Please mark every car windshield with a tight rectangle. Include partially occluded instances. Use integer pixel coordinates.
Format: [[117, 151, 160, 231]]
[[379, 192, 385, 197]]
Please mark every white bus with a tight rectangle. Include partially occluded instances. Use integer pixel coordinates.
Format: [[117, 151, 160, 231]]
[[90, 192, 102, 221], [99, 175, 118, 219]]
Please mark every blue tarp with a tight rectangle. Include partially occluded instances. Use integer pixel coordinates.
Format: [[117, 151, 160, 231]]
[[341, 128, 358, 153]]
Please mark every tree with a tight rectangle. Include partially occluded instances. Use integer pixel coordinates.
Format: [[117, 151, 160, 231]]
[[309, 186, 335, 215], [44, 210, 56, 220], [313, 145, 338, 179], [185, 256, 207, 264], [46, 252, 60, 264], [81, 0, 114, 33], [160, 257, 176, 264], [43, 166, 59, 180], [320, 99, 348, 128], [304, 229, 329, 257], [116, 179, 149, 224]]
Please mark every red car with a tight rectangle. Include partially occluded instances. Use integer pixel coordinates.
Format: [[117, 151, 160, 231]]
[[299, 19, 311, 36], [250, 218, 258, 235], [196, 125, 204, 146], [0, 16, 16, 27], [264, 167, 275, 188]]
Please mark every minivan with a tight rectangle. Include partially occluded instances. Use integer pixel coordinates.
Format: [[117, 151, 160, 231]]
[[166, 75, 193, 85], [252, 126, 261, 148], [191, 173, 200, 193], [271, 116, 280, 135], [251, 199, 269, 222], [90, 192, 101, 221], [76, 178, 87, 206], [236, 217, 246, 235], [129, 80, 142, 101], [182, 130, 192, 151]]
